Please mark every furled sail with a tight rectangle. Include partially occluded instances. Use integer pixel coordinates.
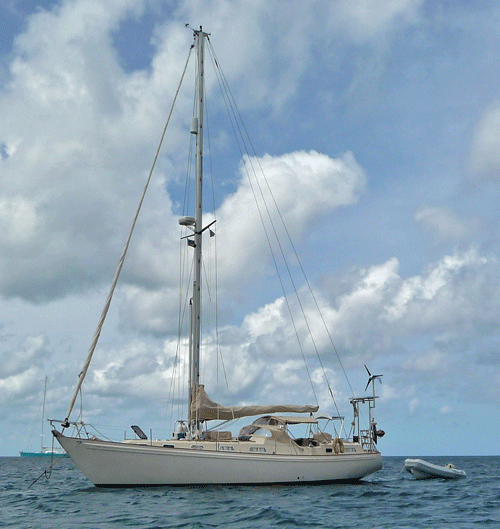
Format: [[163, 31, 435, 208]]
[[189, 384, 319, 421]]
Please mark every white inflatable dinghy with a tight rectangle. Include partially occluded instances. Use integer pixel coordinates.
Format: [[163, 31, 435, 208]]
[[404, 458, 466, 480]]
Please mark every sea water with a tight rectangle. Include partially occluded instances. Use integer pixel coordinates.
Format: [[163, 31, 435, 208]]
[[1, 456, 498, 528]]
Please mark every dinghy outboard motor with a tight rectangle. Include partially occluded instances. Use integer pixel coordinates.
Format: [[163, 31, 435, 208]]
[[371, 419, 385, 444]]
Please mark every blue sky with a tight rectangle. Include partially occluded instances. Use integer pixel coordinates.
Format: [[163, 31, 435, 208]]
[[1, 0, 500, 458]]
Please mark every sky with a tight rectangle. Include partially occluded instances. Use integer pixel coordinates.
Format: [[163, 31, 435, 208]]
[[1, 0, 500, 458]]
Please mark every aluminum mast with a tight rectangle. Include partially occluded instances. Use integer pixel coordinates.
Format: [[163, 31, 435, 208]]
[[188, 27, 208, 426]]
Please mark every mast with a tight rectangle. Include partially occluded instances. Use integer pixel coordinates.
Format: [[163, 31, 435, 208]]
[[41, 376, 47, 451], [189, 27, 208, 424]]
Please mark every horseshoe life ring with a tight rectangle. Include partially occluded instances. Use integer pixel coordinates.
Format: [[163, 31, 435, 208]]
[[333, 437, 345, 454]]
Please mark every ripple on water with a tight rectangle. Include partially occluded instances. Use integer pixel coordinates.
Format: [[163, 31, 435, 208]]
[[1, 456, 499, 529]]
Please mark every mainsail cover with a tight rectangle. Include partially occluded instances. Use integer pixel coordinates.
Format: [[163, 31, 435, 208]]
[[190, 385, 319, 421]]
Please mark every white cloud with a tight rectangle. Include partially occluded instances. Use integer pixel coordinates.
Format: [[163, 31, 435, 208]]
[[88, 339, 174, 400], [0, 366, 40, 397], [409, 397, 420, 414], [415, 205, 480, 243], [0, 196, 40, 245], [403, 349, 448, 372], [470, 101, 500, 178], [321, 258, 401, 353], [379, 383, 398, 401], [0, 333, 49, 378], [114, 149, 367, 334], [0, 0, 424, 308], [383, 249, 493, 331], [0, 0, 196, 303], [216, 150, 366, 288], [332, 0, 423, 44]]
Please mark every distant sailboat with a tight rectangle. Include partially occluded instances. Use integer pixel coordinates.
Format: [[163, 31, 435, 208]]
[[20, 377, 67, 457], [52, 27, 384, 486]]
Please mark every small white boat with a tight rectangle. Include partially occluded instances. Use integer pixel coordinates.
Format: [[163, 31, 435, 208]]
[[404, 458, 466, 480]]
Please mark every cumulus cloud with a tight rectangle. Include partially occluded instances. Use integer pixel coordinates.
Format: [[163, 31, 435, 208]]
[[188, 247, 500, 406], [215, 150, 366, 288], [0, 366, 40, 402], [0, 1, 202, 303], [116, 149, 367, 334], [0, 0, 422, 307], [386, 250, 497, 332], [88, 339, 175, 399], [0, 3, 141, 299], [1, 0, 382, 306], [0, 333, 50, 379], [157, 247, 500, 410], [175, 0, 426, 115], [0, 333, 52, 417]]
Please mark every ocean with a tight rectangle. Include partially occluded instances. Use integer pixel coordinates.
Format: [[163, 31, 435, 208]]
[[1, 456, 498, 528]]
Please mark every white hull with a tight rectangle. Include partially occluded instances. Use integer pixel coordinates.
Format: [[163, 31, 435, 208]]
[[404, 458, 466, 480], [54, 431, 382, 486]]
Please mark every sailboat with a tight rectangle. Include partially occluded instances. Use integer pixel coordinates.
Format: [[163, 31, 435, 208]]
[[21, 377, 67, 457], [51, 27, 384, 486]]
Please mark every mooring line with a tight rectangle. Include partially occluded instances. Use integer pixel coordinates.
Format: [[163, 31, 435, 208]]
[[27, 456, 63, 489]]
